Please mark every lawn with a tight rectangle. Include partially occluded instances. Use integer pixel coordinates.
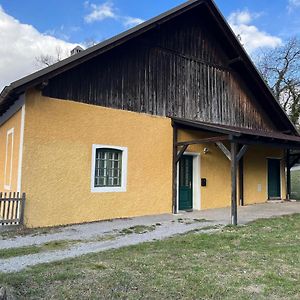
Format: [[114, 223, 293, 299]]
[[291, 169, 300, 200], [0, 214, 299, 299]]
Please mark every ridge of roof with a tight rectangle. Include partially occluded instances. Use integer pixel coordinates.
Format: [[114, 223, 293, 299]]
[[1, 0, 203, 97], [0, 0, 298, 135]]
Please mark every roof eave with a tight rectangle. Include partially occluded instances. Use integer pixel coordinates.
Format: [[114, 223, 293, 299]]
[[0, 0, 205, 107]]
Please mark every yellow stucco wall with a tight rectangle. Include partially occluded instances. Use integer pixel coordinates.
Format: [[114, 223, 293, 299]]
[[0, 109, 22, 192], [17, 88, 287, 227], [243, 146, 286, 205], [22, 89, 173, 227], [178, 129, 286, 210]]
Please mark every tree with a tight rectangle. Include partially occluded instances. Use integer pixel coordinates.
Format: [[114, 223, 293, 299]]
[[35, 40, 95, 68], [35, 46, 67, 67], [256, 37, 300, 126]]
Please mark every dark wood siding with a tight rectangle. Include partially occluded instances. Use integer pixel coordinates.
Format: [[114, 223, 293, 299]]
[[43, 9, 275, 131]]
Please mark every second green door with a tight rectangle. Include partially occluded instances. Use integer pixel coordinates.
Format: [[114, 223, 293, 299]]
[[268, 159, 281, 199]]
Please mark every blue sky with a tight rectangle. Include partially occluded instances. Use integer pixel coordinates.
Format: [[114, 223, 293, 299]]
[[1, 0, 299, 43], [0, 0, 300, 89]]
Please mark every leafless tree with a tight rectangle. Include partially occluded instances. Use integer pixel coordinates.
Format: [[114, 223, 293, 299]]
[[35, 46, 68, 67], [256, 37, 300, 125]]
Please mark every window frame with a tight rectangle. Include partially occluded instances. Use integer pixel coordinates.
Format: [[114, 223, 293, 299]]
[[4, 128, 14, 190], [91, 144, 128, 193]]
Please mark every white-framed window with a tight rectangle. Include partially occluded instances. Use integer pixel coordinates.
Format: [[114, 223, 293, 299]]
[[91, 144, 128, 193], [4, 128, 14, 190]]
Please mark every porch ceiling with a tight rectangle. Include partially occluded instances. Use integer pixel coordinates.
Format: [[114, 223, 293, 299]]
[[172, 117, 300, 149]]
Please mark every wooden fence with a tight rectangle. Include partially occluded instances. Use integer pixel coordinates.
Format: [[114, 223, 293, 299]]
[[0, 192, 26, 226]]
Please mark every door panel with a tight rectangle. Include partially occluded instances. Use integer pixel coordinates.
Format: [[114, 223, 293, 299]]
[[268, 159, 281, 199], [179, 155, 193, 210]]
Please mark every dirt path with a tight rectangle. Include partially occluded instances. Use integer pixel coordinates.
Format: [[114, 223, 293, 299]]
[[0, 202, 299, 273]]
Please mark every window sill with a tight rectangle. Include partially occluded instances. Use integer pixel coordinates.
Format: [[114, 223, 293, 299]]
[[91, 186, 127, 193]]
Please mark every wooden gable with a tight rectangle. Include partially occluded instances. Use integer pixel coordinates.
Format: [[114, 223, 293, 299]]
[[43, 5, 275, 132]]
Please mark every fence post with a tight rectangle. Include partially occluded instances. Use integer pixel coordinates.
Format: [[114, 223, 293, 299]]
[[19, 192, 26, 225]]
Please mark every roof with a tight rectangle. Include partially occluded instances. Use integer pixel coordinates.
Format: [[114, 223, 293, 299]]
[[0, 0, 298, 135], [172, 117, 300, 146]]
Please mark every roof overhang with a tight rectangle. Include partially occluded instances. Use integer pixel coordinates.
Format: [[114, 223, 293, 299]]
[[172, 117, 300, 150], [0, 0, 204, 114]]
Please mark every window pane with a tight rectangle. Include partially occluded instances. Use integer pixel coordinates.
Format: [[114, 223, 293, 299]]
[[94, 148, 122, 187]]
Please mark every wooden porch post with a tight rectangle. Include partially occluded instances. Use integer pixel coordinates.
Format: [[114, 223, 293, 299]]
[[286, 149, 291, 200], [239, 157, 244, 206], [172, 124, 178, 214], [231, 142, 238, 225]]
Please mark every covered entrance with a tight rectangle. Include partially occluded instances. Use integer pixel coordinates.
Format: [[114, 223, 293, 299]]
[[172, 117, 300, 225]]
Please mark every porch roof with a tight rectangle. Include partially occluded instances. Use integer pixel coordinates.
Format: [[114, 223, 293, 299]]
[[172, 117, 300, 149]]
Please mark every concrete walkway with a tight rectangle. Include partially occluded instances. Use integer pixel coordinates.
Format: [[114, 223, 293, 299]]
[[0, 201, 299, 273]]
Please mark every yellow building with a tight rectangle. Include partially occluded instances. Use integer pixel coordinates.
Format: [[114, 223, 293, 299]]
[[0, 0, 299, 228]]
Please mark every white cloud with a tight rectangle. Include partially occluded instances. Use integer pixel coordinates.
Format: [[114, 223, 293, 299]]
[[122, 17, 144, 28], [84, 1, 117, 23], [84, 1, 144, 28], [288, 0, 300, 12], [228, 10, 282, 54], [288, 0, 300, 7], [0, 6, 78, 91], [230, 10, 252, 25]]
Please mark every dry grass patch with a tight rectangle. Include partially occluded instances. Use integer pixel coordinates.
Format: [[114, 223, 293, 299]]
[[0, 214, 299, 299]]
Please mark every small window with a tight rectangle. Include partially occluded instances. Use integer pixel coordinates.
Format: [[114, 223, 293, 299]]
[[94, 149, 122, 187], [91, 145, 128, 193]]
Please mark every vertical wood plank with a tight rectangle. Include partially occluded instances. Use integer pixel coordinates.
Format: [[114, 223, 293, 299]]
[[20, 193, 26, 225], [239, 157, 244, 206], [286, 150, 291, 200], [231, 142, 238, 225]]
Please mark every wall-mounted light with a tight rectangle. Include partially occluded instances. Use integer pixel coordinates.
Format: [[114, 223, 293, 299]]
[[203, 147, 209, 154]]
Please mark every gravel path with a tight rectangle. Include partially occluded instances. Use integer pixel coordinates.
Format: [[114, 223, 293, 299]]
[[0, 219, 218, 273], [0, 202, 299, 273], [0, 214, 213, 249]]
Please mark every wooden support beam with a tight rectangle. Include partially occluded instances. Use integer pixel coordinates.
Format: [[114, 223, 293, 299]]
[[176, 135, 229, 147], [216, 142, 247, 163], [216, 142, 231, 161], [176, 144, 188, 163], [231, 137, 300, 150], [237, 145, 248, 162], [239, 157, 244, 206], [286, 150, 291, 200], [231, 142, 238, 225], [216, 141, 246, 212]]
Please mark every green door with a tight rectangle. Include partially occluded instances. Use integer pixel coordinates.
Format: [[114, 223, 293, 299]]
[[179, 155, 193, 210], [268, 159, 281, 199]]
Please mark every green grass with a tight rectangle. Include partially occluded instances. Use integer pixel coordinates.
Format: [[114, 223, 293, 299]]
[[0, 214, 299, 299], [291, 169, 300, 200], [0, 225, 62, 240], [119, 224, 156, 235], [0, 240, 82, 259]]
